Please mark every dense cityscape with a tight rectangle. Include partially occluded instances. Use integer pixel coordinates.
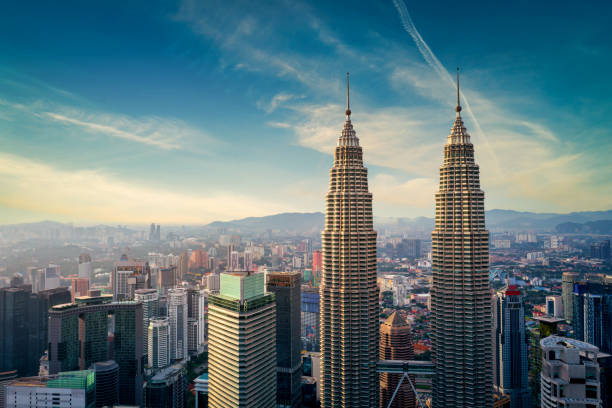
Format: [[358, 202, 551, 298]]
[[2, 1, 612, 408], [1, 75, 611, 408]]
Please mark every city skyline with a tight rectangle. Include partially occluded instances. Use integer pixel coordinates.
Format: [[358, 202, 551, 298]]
[[1, 0, 611, 225]]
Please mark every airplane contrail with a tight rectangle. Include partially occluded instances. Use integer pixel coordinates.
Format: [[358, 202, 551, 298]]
[[392, 0, 501, 176]]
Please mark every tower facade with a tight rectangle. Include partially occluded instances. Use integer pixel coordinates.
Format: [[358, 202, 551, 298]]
[[148, 317, 170, 369], [167, 288, 188, 361], [320, 75, 378, 408], [430, 72, 493, 407], [208, 272, 276, 407], [266, 272, 302, 407], [379, 312, 416, 408], [493, 286, 531, 408]]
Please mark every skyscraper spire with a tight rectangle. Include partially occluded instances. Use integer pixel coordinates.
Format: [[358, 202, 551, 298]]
[[456, 67, 461, 113], [346, 72, 351, 117], [339, 72, 359, 147]]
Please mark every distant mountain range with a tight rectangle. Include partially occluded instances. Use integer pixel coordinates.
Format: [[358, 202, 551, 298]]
[[204, 209, 612, 234], [2, 210, 612, 240]]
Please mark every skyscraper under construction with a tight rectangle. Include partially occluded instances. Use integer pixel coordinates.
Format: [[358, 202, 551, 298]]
[[320, 74, 379, 407], [430, 71, 493, 407]]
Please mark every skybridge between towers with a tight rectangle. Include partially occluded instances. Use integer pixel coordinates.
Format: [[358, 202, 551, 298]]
[[377, 360, 434, 408]]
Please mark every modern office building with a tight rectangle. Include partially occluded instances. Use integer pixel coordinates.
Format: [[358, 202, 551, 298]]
[[92, 360, 119, 408], [0, 286, 70, 377], [546, 295, 564, 318], [430, 71, 493, 407], [167, 288, 188, 361], [148, 317, 170, 370], [4, 370, 95, 408], [208, 271, 276, 407], [71, 278, 89, 301], [319, 74, 379, 408], [572, 278, 612, 354], [301, 287, 320, 352], [540, 336, 602, 408], [44, 265, 61, 290], [379, 312, 415, 408], [493, 286, 531, 408], [186, 288, 206, 352], [562, 272, 579, 323], [28, 267, 44, 293], [144, 363, 186, 408], [158, 266, 178, 295], [47, 295, 143, 405], [112, 257, 151, 301], [78, 253, 93, 279], [590, 240, 611, 263], [266, 272, 302, 407], [135, 288, 159, 356]]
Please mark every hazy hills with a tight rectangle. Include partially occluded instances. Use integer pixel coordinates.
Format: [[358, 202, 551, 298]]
[[205, 209, 612, 234]]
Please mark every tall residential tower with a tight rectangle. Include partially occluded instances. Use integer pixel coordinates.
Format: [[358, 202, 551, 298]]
[[320, 74, 378, 408], [430, 70, 493, 407]]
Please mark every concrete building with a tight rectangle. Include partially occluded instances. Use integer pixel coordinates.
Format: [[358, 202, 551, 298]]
[[546, 295, 564, 318], [379, 312, 415, 408], [208, 271, 276, 407], [4, 370, 95, 408], [540, 336, 602, 408], [430, 71, 493, 407], [266, 272, 302, 407], [44, 265, 60, 290], [148, 317, 170, 370], [493, 286, 530, 408], [168, 288, 188, 361], [78, 254, 93, 280], [186, 288, 206, 353], [562, 272, 579, 323], [70, 278, 89, 301], [112, 258, 150, 301], [319, 75, 379, 408], [135, 288, 159, 358]]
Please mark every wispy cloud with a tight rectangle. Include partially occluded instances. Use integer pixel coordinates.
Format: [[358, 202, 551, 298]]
[[0, 152, 289, 224], [257, 92, 299, 113], [1, 97, 217, 151]]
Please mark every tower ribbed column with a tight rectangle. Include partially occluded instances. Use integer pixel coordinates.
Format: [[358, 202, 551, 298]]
[[320, 96, 379, 407], [430, 100, 493, 407]]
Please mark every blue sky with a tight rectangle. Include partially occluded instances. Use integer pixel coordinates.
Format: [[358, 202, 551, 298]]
[[1, 0, 611, 224]]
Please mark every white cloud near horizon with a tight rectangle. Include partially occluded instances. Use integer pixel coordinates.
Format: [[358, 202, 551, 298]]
[[0, 152, 290, 224]]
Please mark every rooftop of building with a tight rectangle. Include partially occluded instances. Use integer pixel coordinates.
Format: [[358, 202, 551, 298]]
[[8, 370, 94, 389], [533, 315, 565, 324], [194, 373, 208, 383], [540, 335, 599, 352]]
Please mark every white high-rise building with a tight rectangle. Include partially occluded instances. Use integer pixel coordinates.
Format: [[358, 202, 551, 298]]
[[44, 265, 60, 290], [148, 317, 170, 370], [244, 250, 253, 272], [168, 288, 188, 361], [78, 254, 93, 279], [545, 295, 564, 318], [135, 289, 159, 356], [540, 336, 601, 408]]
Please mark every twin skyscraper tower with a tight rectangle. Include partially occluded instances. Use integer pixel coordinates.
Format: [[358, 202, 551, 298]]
[[319, 72, 493, 407]]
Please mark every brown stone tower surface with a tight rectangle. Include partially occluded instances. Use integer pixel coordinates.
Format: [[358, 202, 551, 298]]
[[379, 312, 416, 408], [430, 70, 493, 407], [320, 74, 379, 408]]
